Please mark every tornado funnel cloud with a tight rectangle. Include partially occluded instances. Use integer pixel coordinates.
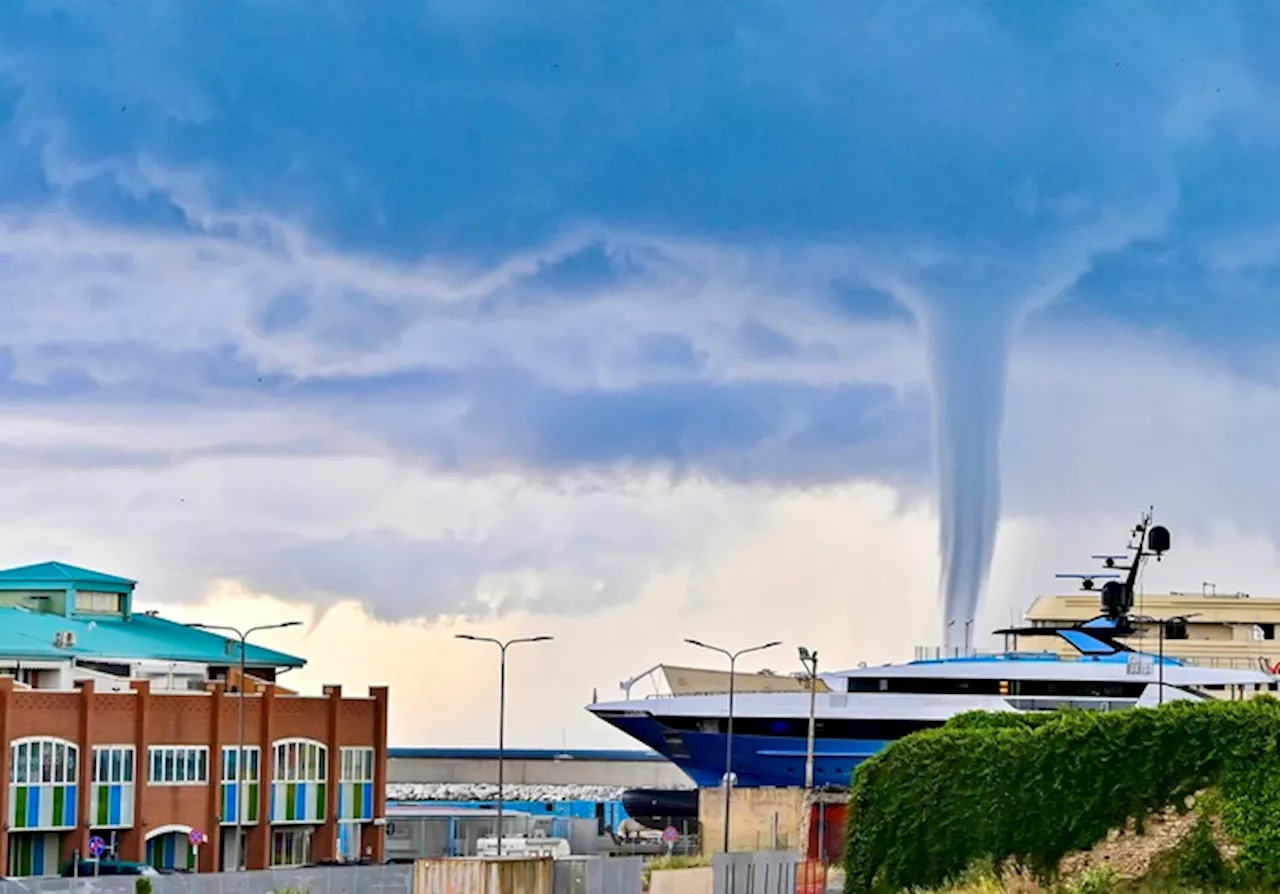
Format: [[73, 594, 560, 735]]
[[924, 306, 1011, 651]]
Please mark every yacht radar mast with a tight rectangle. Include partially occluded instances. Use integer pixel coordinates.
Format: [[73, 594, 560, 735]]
[[996, 508, 1171, 648]]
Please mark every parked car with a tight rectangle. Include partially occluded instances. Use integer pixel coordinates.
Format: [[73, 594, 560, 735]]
[[60, 859, 159, 878]]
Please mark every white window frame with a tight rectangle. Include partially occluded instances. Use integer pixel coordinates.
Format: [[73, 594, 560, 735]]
[[92, 746, 135, 785], [272, 739, 327, 784], [148, 746, 209, 785], [76, 591, 123, 613], [10, 737, 78, 785], [339, 747, 374, 783], [220, 746, 261, 783]]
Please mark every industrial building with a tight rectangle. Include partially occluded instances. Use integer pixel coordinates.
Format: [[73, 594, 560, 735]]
[[385, 748, 698, 857], [387, 747, 690, 791], [0, 562, 388, 876]]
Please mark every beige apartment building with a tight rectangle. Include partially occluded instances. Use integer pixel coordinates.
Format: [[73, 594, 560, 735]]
[[1025, 592, 1280, 676]]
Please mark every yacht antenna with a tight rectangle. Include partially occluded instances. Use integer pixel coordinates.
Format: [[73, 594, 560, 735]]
[[1091, 508, 1170, 632], [994, 507, 1172, 655]]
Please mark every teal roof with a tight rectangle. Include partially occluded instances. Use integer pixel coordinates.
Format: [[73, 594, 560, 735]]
[[0, 607, 305, 668], [0, 561, 136, 590]]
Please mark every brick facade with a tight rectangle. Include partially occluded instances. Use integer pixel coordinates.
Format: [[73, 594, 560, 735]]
[[0, 676, 388, 874]]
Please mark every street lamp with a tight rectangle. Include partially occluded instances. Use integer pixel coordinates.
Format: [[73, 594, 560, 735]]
[[798, 647, 819, 791], [1130, 614, 1199, 706], [455, 634, 553, 856], [189, 620, 302, 870], [685, 638, 782, 853]]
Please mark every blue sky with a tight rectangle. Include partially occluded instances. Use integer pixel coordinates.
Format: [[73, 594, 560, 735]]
[[4, 1, 1280, 742]]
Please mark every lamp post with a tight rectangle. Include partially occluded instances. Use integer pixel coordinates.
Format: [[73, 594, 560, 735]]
[[684, 638, 781, 853], [798, 647, 819, 791], [455, 634, 553, 856], [189, 620, 302, 871]]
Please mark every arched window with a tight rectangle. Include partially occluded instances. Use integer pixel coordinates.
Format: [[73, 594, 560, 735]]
[[9, 737, 79, 830], [272, 739, 327, 784], [270, 739, 328, 824]]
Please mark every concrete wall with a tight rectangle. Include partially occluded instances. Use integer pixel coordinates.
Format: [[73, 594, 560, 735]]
[[388, 755, 691, 788], [697, 787, 806, 855]]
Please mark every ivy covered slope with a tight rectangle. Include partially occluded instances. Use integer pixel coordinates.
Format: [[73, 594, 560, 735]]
[[843, 698, 1280, 893]]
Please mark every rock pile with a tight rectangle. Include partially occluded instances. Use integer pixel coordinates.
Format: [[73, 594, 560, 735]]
[[388, 782, 627, 802]]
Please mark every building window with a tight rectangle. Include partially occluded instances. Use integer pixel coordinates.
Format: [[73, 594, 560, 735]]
[[76, 591, 123, 614], [338, 747, 375, 823], [221, 746, 261, 784], [91, 746, 136, 828], [271, 828, 312, 867], [9, 738, 79, 830], [11, 738, 78, 785], [339, 747, 374, 784], [273, 740, 327, 784], [270, 739, 328, 824], [221, 745, 262, 826], [148, 746, 209, 785], [92, 746, 134, 784]]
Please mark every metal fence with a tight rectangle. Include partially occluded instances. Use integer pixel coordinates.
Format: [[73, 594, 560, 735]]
[[0, 865, 414, 894], [712, 852, 798, 894], [552, 857, 641, 894]]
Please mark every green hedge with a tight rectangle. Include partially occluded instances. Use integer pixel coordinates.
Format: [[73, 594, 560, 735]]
[[844, 698, 1280, 893]]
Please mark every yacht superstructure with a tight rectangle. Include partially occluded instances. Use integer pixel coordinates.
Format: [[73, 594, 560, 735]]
[[587, 510, 1277, 789]]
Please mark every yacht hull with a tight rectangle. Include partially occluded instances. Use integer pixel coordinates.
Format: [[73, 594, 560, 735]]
[[592, 705, 939, 788]]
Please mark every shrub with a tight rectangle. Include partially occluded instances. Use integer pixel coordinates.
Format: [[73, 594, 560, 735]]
[[134, 878, 152, 894], [1067, 867, 1116, 894], [844, 697, 1280, 893], [1163, 813, 1230, 891]]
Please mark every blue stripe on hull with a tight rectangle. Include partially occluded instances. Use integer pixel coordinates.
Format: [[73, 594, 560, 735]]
[[599, 713, 892, 788]]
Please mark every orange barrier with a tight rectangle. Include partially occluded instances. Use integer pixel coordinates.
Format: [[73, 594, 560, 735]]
[[797, 859, 828, 894]]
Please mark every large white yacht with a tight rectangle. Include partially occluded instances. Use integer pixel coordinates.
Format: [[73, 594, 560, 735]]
[[588, 511, 1276, 790]]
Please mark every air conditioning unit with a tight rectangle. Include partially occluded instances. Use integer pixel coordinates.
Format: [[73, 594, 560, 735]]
[[53, 630, 78, 649]]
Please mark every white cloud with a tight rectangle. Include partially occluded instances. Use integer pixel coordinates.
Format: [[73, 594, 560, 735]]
[[0, 210, 924, 390]]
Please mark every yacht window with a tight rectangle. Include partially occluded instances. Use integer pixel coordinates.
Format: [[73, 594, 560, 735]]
[[846, 677, 1146, 698], [661, 716, 945, 739], [1015, 680, 1145, 698], [847, 677, 1001, 695]]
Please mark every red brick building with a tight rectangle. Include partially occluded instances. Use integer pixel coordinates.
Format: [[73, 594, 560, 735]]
[[0, 562, 389, 876]]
